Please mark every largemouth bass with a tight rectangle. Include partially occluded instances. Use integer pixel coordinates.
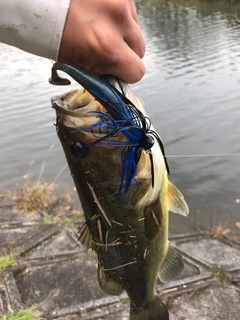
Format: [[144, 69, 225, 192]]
[[50, 63, 189, 320]]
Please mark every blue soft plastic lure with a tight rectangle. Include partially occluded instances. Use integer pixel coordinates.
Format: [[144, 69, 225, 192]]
[[49, 62, 169, 195]]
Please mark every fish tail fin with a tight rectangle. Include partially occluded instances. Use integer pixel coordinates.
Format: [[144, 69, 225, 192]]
[[130, 295, 169, 320]]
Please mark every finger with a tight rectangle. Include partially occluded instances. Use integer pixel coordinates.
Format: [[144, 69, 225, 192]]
[[93, 43, 146, 83], [127, 0, 138, 23], [124, 20, 146, 59]]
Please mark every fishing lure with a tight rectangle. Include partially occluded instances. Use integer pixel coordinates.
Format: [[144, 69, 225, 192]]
[[49, 62, 169, 195]]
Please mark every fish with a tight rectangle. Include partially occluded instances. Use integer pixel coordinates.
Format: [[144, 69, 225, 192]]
[[49, 63, 189, 320]]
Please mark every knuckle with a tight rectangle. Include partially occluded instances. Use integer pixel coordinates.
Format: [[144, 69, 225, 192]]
[[111, 0, 127, 15], [96, 35, 120, 62], [110, 0, 132, 25]]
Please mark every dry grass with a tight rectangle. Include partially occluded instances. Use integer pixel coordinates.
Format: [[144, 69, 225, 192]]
[[10, 146, 84, 222], [236, 222, 240, 229], [207, 222, 231, 241], [13, 178, 58, 214], [12, 145, 71, 216], [12, 176, 83, 218], [12, 145, 61, 215], [12, 175, 83, 219]]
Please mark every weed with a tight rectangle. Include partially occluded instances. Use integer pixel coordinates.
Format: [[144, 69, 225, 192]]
[[210, 265, 231, 285], [236, 222, 240, 229], [85, 250, 96, 261], [207, 222, 230, 241], [41, 216, 72, 227], [1, 306, 41, 320], [0, 252, 16, 275], [121, 298, 130, 305], [12, 145, 61, 214], [189, 286, 209, 300], [13, 177, 58, 214]]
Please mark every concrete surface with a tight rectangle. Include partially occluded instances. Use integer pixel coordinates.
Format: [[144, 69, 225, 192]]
[[0, 203, 240, 320]]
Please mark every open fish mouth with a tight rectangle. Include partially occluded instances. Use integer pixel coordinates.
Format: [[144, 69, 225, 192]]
[[51, 87, 107, 130]]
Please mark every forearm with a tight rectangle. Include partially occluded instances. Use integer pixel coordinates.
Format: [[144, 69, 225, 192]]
[[0, 0, 71, 60]]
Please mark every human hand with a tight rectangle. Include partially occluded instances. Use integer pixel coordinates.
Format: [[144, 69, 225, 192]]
[[58, 0, 146, 83]]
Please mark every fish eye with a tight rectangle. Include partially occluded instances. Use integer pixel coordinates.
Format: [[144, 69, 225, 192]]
[[139, 134, 154, 151], [71, 142, 88, 159]]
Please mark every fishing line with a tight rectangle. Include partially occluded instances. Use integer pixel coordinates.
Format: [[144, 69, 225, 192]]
[[164, 153, 240, 158], [144, 151, 240, 161], [147, 149, 240, 162]]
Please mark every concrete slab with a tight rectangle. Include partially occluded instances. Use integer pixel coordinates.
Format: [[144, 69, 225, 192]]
[[75, 302, 129, 320], [231, 270, 240, 287], [14, 256, 108, 315], [169, 283, 240, 320], [28, 229, 82, 259], [50, 295, 127, 319], [175, 259, 200, 280], [177, 238, 240, 271], [4, 269, 25, 310], [0, 224, 59, 255], [57, 297, 177, 320], [0, 284, 11, 315], [0, 208, 35, 225], [0, 197, 16, 209], [1, 217, 239, 320]]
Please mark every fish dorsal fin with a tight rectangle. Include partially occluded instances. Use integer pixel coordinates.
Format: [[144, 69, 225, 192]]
[[159, 245, 184, 283], [78, 223, 95, 251], [168, 181, 189, 216]]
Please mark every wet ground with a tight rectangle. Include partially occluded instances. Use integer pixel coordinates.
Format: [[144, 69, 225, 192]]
[[0, 198, 240, 320]]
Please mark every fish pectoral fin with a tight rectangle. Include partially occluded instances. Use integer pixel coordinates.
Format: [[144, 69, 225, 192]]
[[167, 181, 189, 216], [78, 223, 96, 251], [97, 264, 123, 296], [158, 245, 184, 283]]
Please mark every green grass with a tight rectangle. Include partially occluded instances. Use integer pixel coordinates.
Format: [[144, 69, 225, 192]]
[[210, 266, 231, 285], [0, 253, 16, 275], [0, 307, 41, 320], [121, 298, 130, 305], [40, 216, 72, 227]]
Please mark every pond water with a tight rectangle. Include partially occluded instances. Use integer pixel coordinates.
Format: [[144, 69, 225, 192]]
[[1, 0, 240, 233]]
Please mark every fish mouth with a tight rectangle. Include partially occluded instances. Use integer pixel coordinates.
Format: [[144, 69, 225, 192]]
[[51, 87, 107, 130], [51, 87, 105, 116], [51, 85, 131, 150]]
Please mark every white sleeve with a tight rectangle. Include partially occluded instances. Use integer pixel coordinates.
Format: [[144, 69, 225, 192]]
[[0, 0, 71, 61]]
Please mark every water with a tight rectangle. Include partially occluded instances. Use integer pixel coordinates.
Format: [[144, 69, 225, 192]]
[[1, 0, 240, 233]]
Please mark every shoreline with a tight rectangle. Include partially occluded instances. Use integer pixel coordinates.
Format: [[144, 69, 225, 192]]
[[0, 205, 240, 319]]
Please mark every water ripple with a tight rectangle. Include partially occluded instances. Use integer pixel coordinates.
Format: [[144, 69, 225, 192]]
[[1, 1, 240, 232]]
